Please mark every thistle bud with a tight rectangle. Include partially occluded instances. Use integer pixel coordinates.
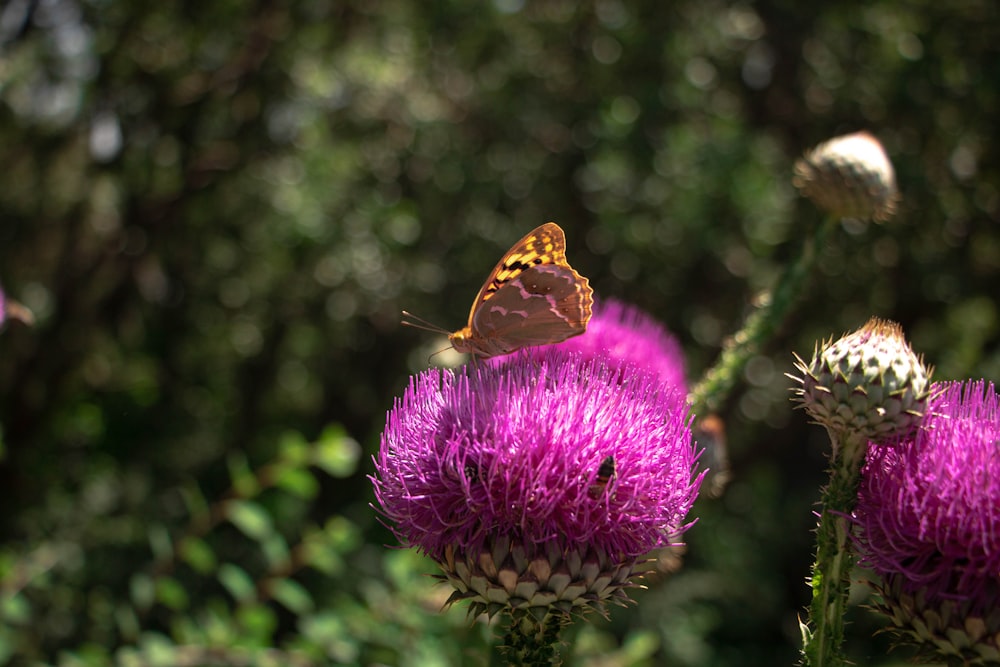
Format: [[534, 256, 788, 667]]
[[792, 318, 931, 445], [793, 131, 899, 222]]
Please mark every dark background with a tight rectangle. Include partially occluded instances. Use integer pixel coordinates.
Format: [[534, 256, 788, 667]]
[[1, 1, 997, 665]]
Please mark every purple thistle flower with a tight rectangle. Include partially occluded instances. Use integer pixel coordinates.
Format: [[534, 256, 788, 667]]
[[525, 298, 687, 394], [539, 298, 733, 497], [854, 380, 1000, 660], [372, 347, 702, 618]]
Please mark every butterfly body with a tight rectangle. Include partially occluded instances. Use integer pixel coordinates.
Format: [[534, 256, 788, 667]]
[[424, 222, 593, 359]]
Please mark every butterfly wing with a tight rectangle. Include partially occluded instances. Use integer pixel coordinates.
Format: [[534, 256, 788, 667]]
[[450, 222, 593, 358], [467, 263, 593, 356], [466, 222, 569, 322]]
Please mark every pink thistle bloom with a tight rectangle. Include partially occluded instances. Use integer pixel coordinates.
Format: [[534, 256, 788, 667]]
[[855, 380, 1000, 603], [500, 298, 686, 395], [371, 347, 702, 618], [853, 380, 1000, 661]]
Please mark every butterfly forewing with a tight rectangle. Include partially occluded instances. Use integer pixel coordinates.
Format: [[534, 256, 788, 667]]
[[428, 222, 593, 358], [469, 223, 564, 308]]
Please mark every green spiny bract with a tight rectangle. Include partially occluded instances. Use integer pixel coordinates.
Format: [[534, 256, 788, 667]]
[[870, 574, 1000, 666], [792, 317, 931, 444], [437, 536, 637, 621]]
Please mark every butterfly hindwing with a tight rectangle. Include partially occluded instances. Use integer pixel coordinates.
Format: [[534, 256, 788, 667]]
[[446, 222, 593, 358], [470, 264, 592, 351]]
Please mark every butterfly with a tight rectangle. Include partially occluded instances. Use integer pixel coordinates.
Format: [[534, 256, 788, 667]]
[[403, 222, 594, 359]]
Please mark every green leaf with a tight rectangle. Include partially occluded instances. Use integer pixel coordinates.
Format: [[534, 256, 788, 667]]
[[147, 524, 172, 563], [178, 537, 217, 574], [0, 592, 29, 624], [269, 578, 313, 615], [324, 515, 363, 551], [218, 563, 256, 603], [0, 633, 14, 665], [68, 642, 115, 666], [135, 632, 178, 666], [227, 452, 260, 498], [299, 611, 358, 661], [274, 464, 319, 499], [226, 499, 273, 541], [300, 531, 345, 576], [260, 533, 291, 570], [277, 430, 310, 465], [154, 576, 189, 611], [115, 604, 140, 643], [130, 573, 155, 610], [384, 549, 437, 590], [312, 425, 361, 478], [621, 628, 660, 660], [235, 602, 278, 639], [179, 484, 210, 524]]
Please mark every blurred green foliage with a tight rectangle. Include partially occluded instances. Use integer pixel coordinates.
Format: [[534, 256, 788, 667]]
[[1, 0, 997, 665]]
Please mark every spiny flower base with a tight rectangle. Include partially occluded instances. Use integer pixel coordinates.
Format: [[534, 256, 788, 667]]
[[872, 575, 1000, 666], [792, 317, 930, 447], [437, 535, 638, 622]]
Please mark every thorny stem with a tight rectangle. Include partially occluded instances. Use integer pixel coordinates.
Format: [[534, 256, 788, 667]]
[[801, 431, 869, 667], [688, 215, 838, 417], [496, 609, 566, 666]]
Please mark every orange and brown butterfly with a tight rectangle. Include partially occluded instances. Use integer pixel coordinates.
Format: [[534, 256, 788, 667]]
[[402, 222, 594, 359]]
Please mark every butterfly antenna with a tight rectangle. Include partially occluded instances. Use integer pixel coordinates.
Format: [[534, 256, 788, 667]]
[[425, 344, 455, 365], [400, 310, 450, 335]]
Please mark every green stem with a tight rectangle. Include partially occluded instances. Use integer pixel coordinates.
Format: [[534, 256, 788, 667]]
[[802, 432, 868, 667], [689, 215, 838, 417], [499, 609, 565, 666]]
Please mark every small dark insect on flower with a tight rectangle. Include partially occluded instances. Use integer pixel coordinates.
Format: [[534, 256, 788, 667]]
[[589, 455, 616, 497]]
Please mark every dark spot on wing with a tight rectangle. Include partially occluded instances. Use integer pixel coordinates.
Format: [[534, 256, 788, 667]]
[[485, 259, 535, 295]]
